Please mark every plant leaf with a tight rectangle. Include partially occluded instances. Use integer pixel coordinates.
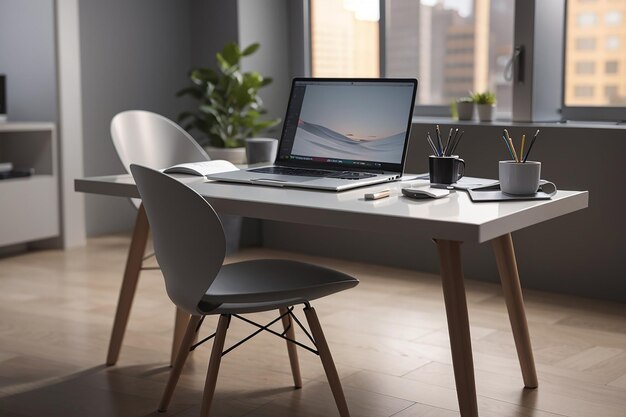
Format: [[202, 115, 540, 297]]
[[242, 43, 260, 56], [221, 42, 241, 66]]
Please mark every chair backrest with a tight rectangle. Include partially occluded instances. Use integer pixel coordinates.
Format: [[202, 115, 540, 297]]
[[130, 164, 226, 315], [111, 110, 209, 173]]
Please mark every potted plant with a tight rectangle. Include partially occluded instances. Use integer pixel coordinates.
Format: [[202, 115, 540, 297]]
[[177, 42, 280, 163], [471, 91, 496, 122], [455, 96, 474, 121]]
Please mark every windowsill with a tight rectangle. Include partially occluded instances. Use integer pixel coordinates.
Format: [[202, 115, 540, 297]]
[[411, 116, 626, 130]]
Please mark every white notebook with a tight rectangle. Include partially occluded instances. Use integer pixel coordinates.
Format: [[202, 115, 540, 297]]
[[162, 160, 239, 176]]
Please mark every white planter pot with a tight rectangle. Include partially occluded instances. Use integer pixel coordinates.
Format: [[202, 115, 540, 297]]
[[204, 146, 247, 164], [456, 101, 474, 121], [476, 104, 495, 122]]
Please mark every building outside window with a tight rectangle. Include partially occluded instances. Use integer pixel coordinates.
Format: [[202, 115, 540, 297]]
[[310, 0, 626, 119], [564, 0, 626, 107], [310, 0, 514, 116], [310, 0, 380, 78]]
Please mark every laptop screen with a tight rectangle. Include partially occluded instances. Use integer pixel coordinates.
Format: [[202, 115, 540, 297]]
[[276, 78, 417, 173]]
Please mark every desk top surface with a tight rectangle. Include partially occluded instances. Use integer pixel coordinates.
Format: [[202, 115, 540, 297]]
[[75, 174, 588, 243]]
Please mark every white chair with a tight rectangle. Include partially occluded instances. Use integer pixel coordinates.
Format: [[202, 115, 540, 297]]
[[130, 164, 358, 417], [108, 110, 209, 366], [111, 110, 209, 180]]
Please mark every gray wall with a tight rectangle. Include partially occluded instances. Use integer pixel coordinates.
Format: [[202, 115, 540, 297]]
[[0, 0, 57, 121], [263, 122, 626, 303], [189, 0, 239, 68], [238, 0, 291, 134], [79, 0, 194, 235]]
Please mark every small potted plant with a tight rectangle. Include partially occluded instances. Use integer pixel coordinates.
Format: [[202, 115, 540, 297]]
[[455, 96, 474, 121], [471, 91, 496, 122], [177, 42, 280, 163]]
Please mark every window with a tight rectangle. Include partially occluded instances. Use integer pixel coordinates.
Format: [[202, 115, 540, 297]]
[[307, 0, 626, 121], [574, 85, 595, 97], [605, 61, 619, 74], [606, 36, 620, 50], [384, 0, 514, 115], [577, 12, 597, 27], [310, 0, 514, 116], [605, 85, 618, 100], [575, 61, 595, 74], [605, 11, 622, 26], [575, 37, 596, 50]]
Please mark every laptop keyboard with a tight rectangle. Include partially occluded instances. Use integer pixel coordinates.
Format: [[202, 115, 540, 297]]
[[249, 166, 377, 180]]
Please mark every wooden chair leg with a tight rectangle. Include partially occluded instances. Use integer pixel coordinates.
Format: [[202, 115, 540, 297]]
[[280, 307, 303, 388], [200, 314, 230, 417], [435, 239, 478, 417], [491, 233, 538, 389], [159, 315, 202, 412], [171, 308, 191, 367], [106, 204, 150, 366], [304, 306, 350, 417]]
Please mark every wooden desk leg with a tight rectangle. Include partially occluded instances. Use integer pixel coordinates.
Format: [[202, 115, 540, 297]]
[[435, 239, 479, 417], [106, 205, 149, 366], [491, 233, 538, 389]]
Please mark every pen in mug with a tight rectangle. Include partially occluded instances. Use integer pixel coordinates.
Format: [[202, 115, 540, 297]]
[[504, 129, 519, 162], [450, 130, 464, 155], [501, 134, 515, 160], [427, 133, 439, 156], [520, 134, 526, 161], [523, 129, 540, 162], [444, 128, 453, 154], [445, 128, 458, 156], [435, 125, 443, 155]]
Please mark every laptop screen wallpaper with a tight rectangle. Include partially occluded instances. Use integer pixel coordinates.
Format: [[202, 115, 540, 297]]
[[288, 82, 414, 165]]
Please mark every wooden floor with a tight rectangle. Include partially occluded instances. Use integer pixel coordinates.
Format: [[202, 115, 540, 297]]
[[0, 235, 625, 417]]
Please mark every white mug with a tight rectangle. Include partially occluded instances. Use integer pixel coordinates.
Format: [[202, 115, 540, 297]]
[[499, 161, 541, 195]]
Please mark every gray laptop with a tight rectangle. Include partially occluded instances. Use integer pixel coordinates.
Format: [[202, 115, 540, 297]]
[[208, 78, 417, 191]]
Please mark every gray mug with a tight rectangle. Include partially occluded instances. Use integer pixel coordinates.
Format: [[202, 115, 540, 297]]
[[245, 138, 278, 165], [499, 161, 541, 195]]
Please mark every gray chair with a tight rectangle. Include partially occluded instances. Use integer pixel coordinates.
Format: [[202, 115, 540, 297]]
[[130, 164, 358, 417], [107, 110, 210, 366]]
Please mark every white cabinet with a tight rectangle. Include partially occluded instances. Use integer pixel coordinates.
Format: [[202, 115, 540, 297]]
[[0, 123, 59, 246]]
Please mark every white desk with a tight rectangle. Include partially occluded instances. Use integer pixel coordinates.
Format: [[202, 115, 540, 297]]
[[75, 174, 588, 417]]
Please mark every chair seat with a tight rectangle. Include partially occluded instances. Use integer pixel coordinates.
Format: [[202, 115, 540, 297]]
[[198, 259, 358, 314]]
